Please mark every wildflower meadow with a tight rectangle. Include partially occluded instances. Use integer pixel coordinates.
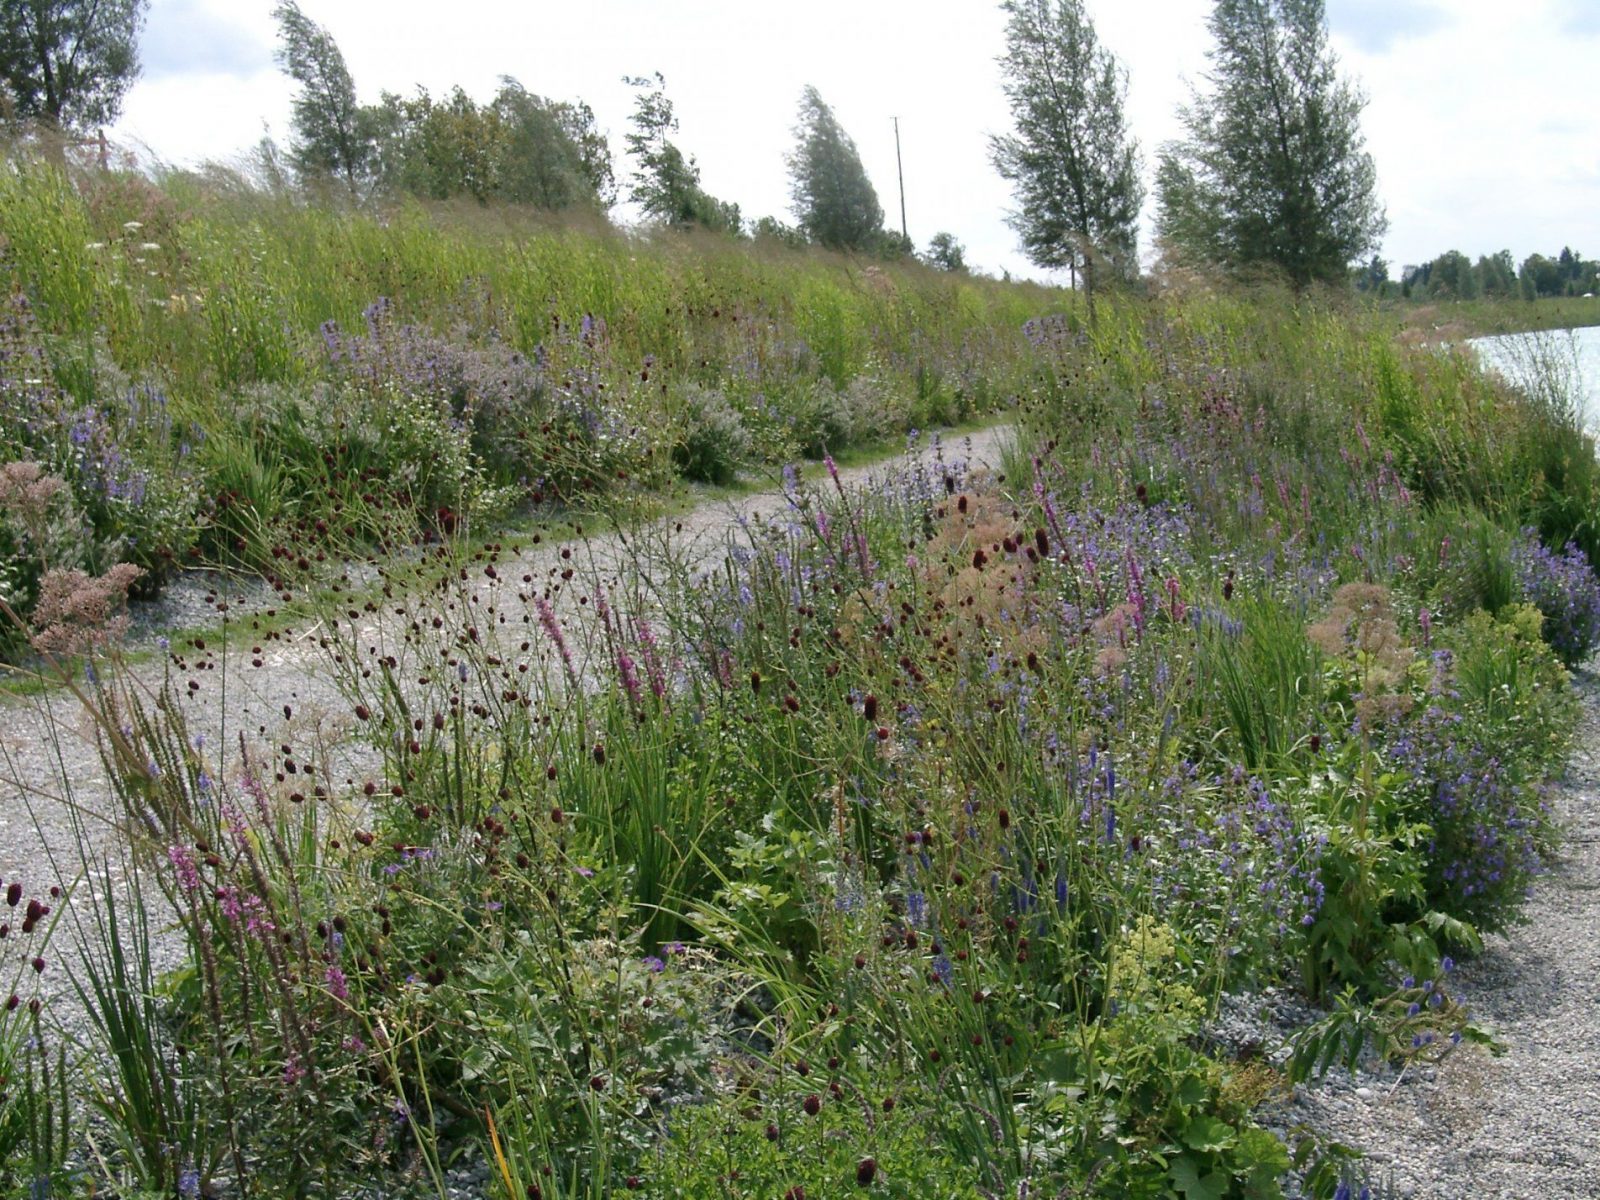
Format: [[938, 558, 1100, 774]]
[[2, 157, 1599, 1198]]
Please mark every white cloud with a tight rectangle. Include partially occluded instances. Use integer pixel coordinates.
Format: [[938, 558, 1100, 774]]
[[110, 0, 1599, 282], [139, 0, 273, 79]]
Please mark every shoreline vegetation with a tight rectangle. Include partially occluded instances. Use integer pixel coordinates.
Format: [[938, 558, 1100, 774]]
[[1391, 295, 1600, 340], [4, 154, 1600, 1199]]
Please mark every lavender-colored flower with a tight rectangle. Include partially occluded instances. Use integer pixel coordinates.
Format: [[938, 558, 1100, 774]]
[[325, 965, 350, 1001], [1511, 529, 1600, 666], [166, 844, 201, 892]]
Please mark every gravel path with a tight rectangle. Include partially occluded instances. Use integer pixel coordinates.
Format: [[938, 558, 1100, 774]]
[[1284, 660, 1600, 1198]]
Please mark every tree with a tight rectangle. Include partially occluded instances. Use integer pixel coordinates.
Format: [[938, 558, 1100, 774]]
[[751, 215, 807, 250], [365, 80, 612, 211], [1155, 0, 1386, 287], [924, 231, 968, 272], [369, 86, 500, 202], [1477, 250, 1515, 297], [273, 1, 370, 193], [786, 86, 884, 251], [990, 0, 1142, 299], [623, 73, 739, 233], [492, 79, 615, 210], [0, 0, 147, 128], [1521, 254, 1562, 299], [1353, 254, 1386, 293], [1426, 249, 1474, 300]]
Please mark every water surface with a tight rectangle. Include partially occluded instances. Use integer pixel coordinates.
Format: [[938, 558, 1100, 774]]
[[1471, 326, 1600, 437]]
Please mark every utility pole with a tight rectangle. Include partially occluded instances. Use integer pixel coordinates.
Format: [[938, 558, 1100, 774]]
[[893, 116, 908, 245]]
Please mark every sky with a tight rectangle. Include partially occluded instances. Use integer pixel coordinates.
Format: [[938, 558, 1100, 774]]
[[109, 0, 1600, 283]]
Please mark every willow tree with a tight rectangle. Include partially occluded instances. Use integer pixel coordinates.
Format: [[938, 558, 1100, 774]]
[[273, 0, 370, 193], [1156, 0, 1386, 287], [990, 0, 1142, 302], [787, 86, 884, 252], [0, 0, 147, 128]]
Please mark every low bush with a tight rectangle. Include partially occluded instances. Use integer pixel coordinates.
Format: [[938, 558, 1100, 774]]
[[1511, 529, 1600, 666], [668, 382, 749, 484]]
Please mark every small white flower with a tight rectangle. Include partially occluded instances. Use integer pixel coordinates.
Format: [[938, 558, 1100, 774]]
[[139, 242, 161, 251], [122, 220, 143, 230], [85, 241, 106, 251]]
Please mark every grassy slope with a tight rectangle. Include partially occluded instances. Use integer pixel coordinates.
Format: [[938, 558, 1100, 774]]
[[0, 159, 1055, 409]]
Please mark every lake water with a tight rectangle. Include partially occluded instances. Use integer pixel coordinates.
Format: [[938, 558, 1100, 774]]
[[1471, 325, 1600, 437]]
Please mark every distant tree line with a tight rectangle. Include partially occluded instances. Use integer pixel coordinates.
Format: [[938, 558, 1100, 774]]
[[6, 0, 1397, 291], [1354, 247, 1600, 303], [266, 4, 925, 263]]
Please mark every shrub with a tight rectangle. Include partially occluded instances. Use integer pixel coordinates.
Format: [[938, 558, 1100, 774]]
[[1421, 507, 1517, 620], [669, 382, 749, 484], [319, 297, 549, 488], [0, 460, 94, 628], [1, 295, 199, 589], [1389, 606, 1574, 931], [1511, 528, 1600, 666]]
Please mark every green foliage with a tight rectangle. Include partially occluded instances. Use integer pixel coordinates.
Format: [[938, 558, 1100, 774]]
[[1447, 605, 1575, 773], [623, 73, 740, 233], [69, 861, 211, 1192], [1422, 509, 1517, 619], [368, 80, 614, 210], [991, 0, 1142, 294], [0, 0, 147, 127], [668, 382, 749, 484], [1519, 247, 1599, 300], [1156, 0, 1386, 286], [1196, 593, 1321, 771], [273, 1, 371, 193], [1296, 742, 1433, 1001], [786, 85, 884, 252], [0, 1006, 73, 1193], [490, 80, 615, 208], [924, 231, 967, 272], [1288, 976, 1497, 1087]]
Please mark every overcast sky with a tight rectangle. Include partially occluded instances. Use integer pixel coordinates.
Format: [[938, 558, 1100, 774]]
[[109, 0, 1600, 283]]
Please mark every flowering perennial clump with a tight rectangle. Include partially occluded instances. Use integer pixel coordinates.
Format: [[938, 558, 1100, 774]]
[[1512, 528, 1600, 666]]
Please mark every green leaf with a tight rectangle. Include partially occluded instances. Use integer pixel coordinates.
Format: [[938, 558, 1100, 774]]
[[1171, 1153, 1229, 1200], [1176, 1072, 1211, 1110], [1235, 1126, 1291, 1177], [1182, 1114, 1237, 1154], [460, 1041, 493, 1082]]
